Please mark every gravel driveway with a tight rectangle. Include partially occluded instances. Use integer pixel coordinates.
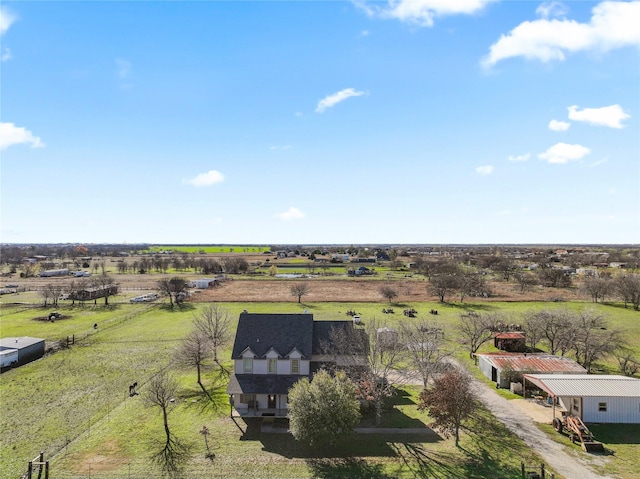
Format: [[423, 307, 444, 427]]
[[466, 368, 613, 479], [391, 365, 612, 479]]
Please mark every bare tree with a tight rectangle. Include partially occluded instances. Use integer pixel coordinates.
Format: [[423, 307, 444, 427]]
[[582, 276, 612, 303], [156, 277, 189, 306], [92, 274, 118, 306], [614, 347, 640, 377], [429, 273, 460, 303], [144, 371, 188, 475], [360, 319, 406, 427], [571, 310, 623, 372], [400, 320, 450, 388], [514, 272, 538, 293], [194, 304, 232, 371], [615, 274, 640, 310], [418, 368, 479, 447], [458, 312, 497, 358], [177, 329, 210, 395], [378, 285, 399, 303], [290, 282, 310, 303]]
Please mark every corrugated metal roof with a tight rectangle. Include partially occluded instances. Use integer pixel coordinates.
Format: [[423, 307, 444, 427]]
[[523, 374, 640, 398], [476, 353, 587, 373], [0, 337, 45, 350]]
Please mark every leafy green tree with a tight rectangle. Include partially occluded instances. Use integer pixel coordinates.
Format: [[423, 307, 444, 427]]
[[288, 370, 360, 448]]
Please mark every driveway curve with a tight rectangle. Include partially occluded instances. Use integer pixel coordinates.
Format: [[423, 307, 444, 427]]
[[467, 368, 612, 479]]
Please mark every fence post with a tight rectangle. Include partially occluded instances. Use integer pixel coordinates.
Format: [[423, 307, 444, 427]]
[[541, 463, 545, 479]]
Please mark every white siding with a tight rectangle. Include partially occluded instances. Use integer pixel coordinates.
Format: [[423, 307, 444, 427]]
[[582, 397, 640, 424], [478, 356, 494, 381]]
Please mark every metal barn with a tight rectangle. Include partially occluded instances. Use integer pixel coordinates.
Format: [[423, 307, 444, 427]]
[[524, 374, 640, 424], [0, 337, 45, 367]]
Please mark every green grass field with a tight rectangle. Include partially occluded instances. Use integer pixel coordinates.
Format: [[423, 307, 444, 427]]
[[1, 300, 639, 478]]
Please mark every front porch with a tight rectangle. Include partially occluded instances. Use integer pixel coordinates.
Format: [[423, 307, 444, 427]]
[[232, 407, 289, 418]]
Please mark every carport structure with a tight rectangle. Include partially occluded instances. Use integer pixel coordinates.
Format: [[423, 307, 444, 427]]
[[523, 374, 640, 424]]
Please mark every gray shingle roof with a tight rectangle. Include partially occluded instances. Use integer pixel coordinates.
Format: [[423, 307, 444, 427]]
[[231, 313, 314, 359], [226, 374, 304, 395], [312, 321, 368, 355]]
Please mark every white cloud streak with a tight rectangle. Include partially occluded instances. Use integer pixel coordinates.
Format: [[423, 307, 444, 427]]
[[115, 58, 132, 79], [316, 88, 365, 113], [475, 165, 494, 175], [536, 1, 569, 19], [483, 1, 640, 67], [183, 170, 225, 187], [568, 104, 630, 128], [538, 142, 590, 164], [276, 207, 306, 221], [508, 153, 531, 162], [1, 47, 11, 62], [0, 6, 17, 36], [0, 122, 45, 150], [548, 119, 571, 131], [357, 0, 496, 27]]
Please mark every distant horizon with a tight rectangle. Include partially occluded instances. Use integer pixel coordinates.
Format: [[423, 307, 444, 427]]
[[2, 241, 638, 248]]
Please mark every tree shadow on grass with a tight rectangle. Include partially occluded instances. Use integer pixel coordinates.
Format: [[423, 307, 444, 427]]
[[390, 443, 465, 479], [179, 382, 228, 415], [259, 431, 399, 459], [306, 458, 394, 479]]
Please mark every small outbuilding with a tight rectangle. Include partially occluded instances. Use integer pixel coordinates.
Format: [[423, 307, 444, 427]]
[[475, 352, 587, 389], [190, 278, 218, 289], [493, 332, 526, 352], [523, 374, 640, 424], [0, 337, 45, 368]]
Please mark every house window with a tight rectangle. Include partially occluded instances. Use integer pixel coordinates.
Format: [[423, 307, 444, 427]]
[[243, 358, 253, 373], [598, 402, 607, 412], [240, 394, 255, 404], [572, 398, 579, 412], [268, 358, 277, 374], [291, 359, 300, 374]]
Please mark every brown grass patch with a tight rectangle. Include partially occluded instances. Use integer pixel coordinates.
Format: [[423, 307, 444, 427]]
[[68, 438, 128, 474]]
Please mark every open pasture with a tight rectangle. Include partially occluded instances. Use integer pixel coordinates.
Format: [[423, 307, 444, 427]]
[[1, 299, 638, 478]]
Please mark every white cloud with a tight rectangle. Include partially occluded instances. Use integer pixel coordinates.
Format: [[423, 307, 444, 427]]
[[361, 30, 370, 37], [482, 1, 640, 67], [276, 207, 306, 221], [115, 58, 132, 79], [538, 142, 590, 164], [568, 104, 630, 128], [0, 6, 17, 36], [269, 145, 291, 151], [357, 0, 496, 27], [508, 153, 530, 162], [475, 165, 494, 175], [536, 1, 569, 19], [548, 119, 570, 131], [1, 47, 11, 62], [316, 88, 365, 113], [0, 122, 45, 150], [183, 170, 225, 187]]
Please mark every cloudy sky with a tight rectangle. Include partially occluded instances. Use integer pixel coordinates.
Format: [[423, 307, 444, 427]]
[[1, 1, 638, 244]]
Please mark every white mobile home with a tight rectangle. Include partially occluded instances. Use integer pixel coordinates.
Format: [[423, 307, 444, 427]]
[[523, 374, 640, 424], [40, 268, 70, 277]]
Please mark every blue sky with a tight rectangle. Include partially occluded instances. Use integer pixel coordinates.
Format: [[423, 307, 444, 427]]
[[1, 0, 638, 245]]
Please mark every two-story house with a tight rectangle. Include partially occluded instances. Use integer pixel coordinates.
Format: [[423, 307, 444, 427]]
[[226, 312, 367, 417]]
